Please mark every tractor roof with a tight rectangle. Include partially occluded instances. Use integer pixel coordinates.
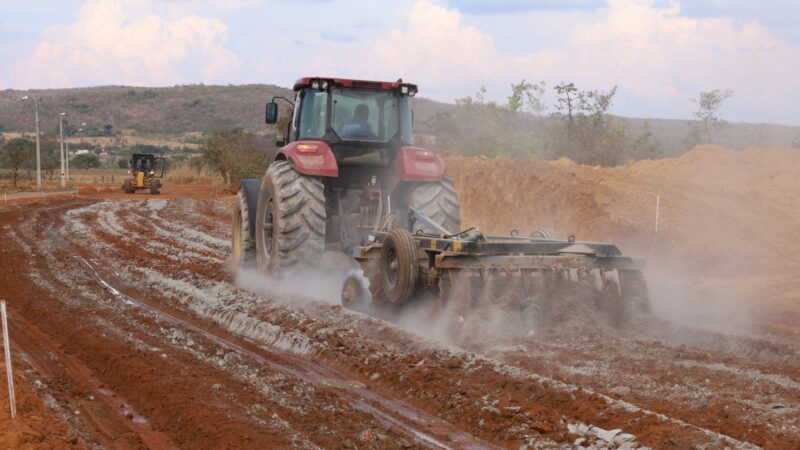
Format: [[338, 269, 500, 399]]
[[131, 153, 155, 159], [293, 77, 418, 93]]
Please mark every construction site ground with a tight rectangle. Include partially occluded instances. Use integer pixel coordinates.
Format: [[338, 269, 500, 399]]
[[0, 145, 798, 449]]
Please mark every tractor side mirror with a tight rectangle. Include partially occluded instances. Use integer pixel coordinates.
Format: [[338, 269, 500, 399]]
[[265, 102, 278, 124]]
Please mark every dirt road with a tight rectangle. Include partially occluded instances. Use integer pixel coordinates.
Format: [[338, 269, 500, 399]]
[[0, 146, 798, 448]]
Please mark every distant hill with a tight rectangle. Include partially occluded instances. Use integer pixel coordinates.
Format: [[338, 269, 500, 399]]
[[0, 84, 451, 137], [1, 84, 797, 154]]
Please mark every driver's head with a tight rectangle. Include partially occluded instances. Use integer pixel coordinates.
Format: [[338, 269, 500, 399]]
[[354, 104, 369, 121]]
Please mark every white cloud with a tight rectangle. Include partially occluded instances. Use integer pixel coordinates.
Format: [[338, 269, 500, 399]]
[[11, 0, 241, 88], [303, 0, 800, 122]]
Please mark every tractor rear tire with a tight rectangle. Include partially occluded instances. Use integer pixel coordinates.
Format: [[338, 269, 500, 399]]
[[255, 160, 325, 273], [231, 188, 256, 269], [406, 176, 461, 235], [379, 228, 419, 305], [150, 179, 161, 195], [123, 180, 133, 194]]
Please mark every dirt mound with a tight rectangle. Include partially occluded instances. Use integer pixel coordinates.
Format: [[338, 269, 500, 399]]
[[447, 145, 800, 276]]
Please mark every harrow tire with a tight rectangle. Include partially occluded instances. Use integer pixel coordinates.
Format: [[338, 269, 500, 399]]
[[406, 177, 461, 235], [255, 160, 325, 273], [379, 228, 419, 305], [231, 187, 256, 269]]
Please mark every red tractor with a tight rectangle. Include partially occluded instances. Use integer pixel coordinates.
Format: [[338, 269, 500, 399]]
[[233, 77, 649, 321], [232, 77, 460, 273]]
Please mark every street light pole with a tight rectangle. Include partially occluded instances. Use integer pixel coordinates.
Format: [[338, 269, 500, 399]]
[[58, 113, 66, 189], [66, 124, 86, 182], [21, 96, 42, 190]]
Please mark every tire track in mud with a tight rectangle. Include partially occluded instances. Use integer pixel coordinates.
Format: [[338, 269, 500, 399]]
[[7, 201, 434, 449], [17, 199, 497, 449], [66, 199, 763, 448], [36, 197, 799, 448], [72, 251, 496, 450]]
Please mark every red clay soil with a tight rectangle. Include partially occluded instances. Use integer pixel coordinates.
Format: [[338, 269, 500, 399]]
[[0, 146, 797, 449]]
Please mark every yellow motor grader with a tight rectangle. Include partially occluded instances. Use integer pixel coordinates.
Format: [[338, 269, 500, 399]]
[[123, 153, 165, 195]]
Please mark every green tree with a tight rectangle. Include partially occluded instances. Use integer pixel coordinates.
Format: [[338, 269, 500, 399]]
[[1, 138, 36, 187], [690, 89, 733, 144], [72, 153, 101, 169], [553, 82, 579, 153], [507, 79, 546, 114], [201, 127, 268, 188], [551, 83, 628, 165]]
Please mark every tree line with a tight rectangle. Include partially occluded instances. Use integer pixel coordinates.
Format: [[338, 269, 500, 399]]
[[429, 81, 735, 165]]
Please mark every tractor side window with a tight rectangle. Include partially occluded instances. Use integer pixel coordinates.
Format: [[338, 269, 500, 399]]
[[298, 89, 327, 140], [399, 96, 413, 144]]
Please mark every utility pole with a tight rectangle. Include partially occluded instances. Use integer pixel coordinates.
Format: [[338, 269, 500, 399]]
[[59, 113, 66, 189], [21, 96, 42, 190], [66, 124, 85, 182]]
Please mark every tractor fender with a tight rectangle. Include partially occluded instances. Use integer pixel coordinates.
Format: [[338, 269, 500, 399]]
[[275, 140, 338, 177], [239, 178, 261, 241], [393, 146, 446, 182]]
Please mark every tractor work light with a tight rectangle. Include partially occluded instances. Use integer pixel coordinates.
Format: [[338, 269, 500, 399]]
[[401, 85, 417, 96], [311, 80, 328, 90], [415, 149, 435, 161]]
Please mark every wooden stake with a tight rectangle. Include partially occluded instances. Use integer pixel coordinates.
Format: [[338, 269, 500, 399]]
[[654, 195, 660, 233], [1, 301, 16, 419]]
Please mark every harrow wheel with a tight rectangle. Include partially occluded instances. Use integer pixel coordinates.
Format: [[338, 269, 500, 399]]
[[341, 269, 371, 312], [379, 228, 419, 304], [619, 269, 651, 317]]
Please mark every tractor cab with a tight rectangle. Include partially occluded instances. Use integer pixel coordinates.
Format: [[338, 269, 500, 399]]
[[266, 77, 417, 166]]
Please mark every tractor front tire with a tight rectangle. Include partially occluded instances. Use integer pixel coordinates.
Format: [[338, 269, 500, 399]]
[[232, 187, 256, 269], [150, 179, 161, 195], [123, 180, 133, 194], [406, 177, 461, 235], [254, 160, 325, 273]]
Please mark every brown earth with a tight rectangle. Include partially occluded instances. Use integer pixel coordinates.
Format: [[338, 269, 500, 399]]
[[0, 146, 797, 449]]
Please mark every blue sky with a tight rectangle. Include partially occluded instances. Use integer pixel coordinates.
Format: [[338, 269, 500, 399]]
[[1, 0, 799, 125]]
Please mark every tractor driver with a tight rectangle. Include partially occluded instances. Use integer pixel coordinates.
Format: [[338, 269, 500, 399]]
[[338, 104, 377, 140]]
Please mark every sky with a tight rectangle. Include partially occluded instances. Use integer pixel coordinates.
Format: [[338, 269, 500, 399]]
[[1, 0, 798, 125]]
